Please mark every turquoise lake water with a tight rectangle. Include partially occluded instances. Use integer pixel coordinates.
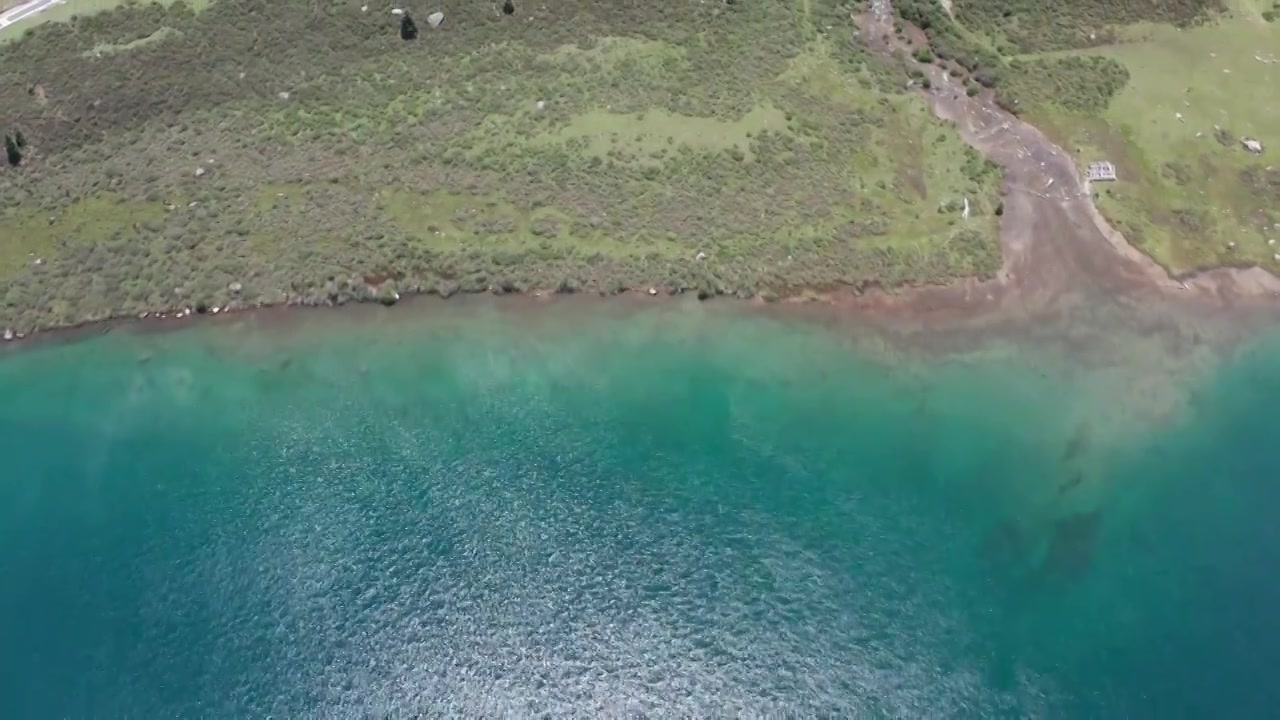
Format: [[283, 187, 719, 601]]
[[2, 301, 1279, 717]]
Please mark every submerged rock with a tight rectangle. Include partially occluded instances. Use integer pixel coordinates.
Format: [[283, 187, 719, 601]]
[[436, 280, 459, 298], [377, 283, 401, 306], [1042, 510, 1102, 579]]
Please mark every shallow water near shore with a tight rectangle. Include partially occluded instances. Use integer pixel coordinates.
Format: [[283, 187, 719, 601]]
[[1, 299, 1279, 717]]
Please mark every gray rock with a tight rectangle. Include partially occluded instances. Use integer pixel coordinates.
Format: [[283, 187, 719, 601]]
[[427, 11, 443, 27], [228, 281, 243, 294], [377, 283, 401, 306]]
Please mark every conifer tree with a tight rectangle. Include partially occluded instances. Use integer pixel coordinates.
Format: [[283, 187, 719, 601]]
[[3, 135, 21, 167], [400, 13, 418, 40]]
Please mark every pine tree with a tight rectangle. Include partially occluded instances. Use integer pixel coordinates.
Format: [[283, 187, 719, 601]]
[[4, 135, 21, 167], [13, 129, 26, 149], [502, 0, 514, 15], [400, 14, 418, 40]]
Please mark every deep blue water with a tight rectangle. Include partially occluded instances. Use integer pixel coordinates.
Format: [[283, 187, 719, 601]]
[[1, 303, 1279, 717]]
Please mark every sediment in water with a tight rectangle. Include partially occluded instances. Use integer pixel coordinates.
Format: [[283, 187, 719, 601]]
[[3, 297, 1280, 716]]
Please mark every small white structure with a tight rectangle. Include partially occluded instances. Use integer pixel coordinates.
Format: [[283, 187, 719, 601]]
[[1086, 161, 1117, 182], [1242, 138, 1264, 154]]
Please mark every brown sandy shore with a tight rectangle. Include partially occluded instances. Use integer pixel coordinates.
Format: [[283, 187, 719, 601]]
[[3, 1, 1280, 356]]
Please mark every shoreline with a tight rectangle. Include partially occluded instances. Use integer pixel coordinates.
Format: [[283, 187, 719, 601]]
[[4, 281, 1274, 378], [3, 228, 1279, 361], [2, 282, 1255, 454]]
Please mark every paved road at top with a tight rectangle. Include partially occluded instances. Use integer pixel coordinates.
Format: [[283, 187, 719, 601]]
[[0, 0, 65, 31]]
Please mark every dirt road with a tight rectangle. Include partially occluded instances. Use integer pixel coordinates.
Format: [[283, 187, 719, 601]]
[[848, 1, 1280, 323]]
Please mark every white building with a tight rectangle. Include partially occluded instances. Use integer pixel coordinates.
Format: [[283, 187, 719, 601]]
[[1086, 161, 1117, 182]]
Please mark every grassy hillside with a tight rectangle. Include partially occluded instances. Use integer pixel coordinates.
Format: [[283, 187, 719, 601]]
[[0, 0, 1005, 332], [910, 0, 1279, 275]]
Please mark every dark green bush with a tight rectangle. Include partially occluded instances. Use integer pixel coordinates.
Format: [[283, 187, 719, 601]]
[[997, 56, 1130, 115], [954, 0, 1223, 53]]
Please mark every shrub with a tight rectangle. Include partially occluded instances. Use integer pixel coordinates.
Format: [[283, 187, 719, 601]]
[[954, 0, 1223, 53], [3, 135, 21, 167], [997, 56, 1131, 115]]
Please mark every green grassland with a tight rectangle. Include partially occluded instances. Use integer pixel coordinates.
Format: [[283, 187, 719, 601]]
[[82, 24, 182, 56], [918, 0, 1279, 275], [1067, 13, 1278, 274], [0, 0, 1005, 331]]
